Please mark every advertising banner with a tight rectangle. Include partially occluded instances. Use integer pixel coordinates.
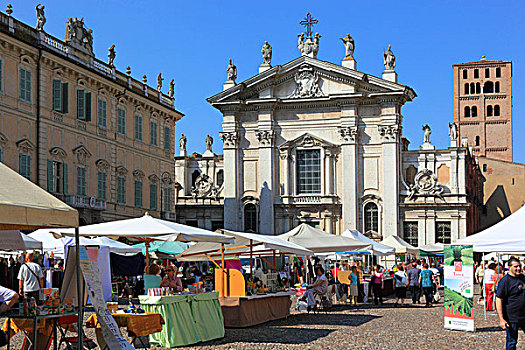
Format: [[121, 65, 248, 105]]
[[79, 246, 134, 349], [444, 244, 474, 331]]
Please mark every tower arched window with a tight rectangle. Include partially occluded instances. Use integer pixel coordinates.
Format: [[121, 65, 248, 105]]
[[462, 69, 468, 79], [364, 202, 379, 236], [485, 68, 490, 78], [464, 106, 470, 118], [487, 105, 493, 117], [483, 81, 494, 93], [464, 83, 469, 95], [476, 83, 481, 94], [494, 105, 500, 116], [471, 106, 478, 117], [495, 82, 500, 93], [496, 67, 501, 77], [244, 203, 257, 233], [474, 69, 479, 78], [475, 136, 480, 146], [470, 83, 475, 94]]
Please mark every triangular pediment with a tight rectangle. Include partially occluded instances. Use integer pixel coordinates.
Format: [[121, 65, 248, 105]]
[[279, 133, 336, 150], [208, 56, 416, 106]]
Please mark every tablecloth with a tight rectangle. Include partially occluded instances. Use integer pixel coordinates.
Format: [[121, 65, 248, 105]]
[[86, 312, 165, 337], [2, 317, 53, 350], [138, 292, 224, 348]]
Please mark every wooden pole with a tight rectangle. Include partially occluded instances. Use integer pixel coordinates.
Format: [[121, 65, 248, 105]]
[[75, 227, 83, 350], [249, 239, 253, 282], [221, 244, 225, 297], [145, 240, 150, 271], [273, 250, 276, 272]]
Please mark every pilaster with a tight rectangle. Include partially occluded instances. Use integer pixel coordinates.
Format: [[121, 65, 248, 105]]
[[340, 104, 359, 231], [256, 109, 275, 235], [220, 112, 241, 231]]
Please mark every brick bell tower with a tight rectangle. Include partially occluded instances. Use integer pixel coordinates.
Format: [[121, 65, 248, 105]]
[[453, 57, 513, 161]]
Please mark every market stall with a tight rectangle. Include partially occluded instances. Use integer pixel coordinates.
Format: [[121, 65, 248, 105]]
[[177, 229, 312, 327], [0, 162, 81, 350]]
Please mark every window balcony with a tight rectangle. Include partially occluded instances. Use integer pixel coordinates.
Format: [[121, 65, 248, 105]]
[[64, 195, 106, 211], [280, 195, 339, 205]]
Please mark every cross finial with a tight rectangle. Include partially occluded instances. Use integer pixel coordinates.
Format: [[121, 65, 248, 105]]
[[299, 12, 318, 38]]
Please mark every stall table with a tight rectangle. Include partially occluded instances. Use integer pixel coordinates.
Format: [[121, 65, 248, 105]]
[[86, 312, 165, 348], [219, 291, 294, 328], [138, 292, 224, 348]]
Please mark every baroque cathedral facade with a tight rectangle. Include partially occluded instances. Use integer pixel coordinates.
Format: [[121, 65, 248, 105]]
[[175, 28, 483, 246]]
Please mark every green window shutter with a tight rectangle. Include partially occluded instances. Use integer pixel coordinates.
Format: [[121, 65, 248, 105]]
[[52, 80, 61, 111], [150, 183, 157, 210], [0, 58, 2, 92], [62, 83, 68, 113], [77, 90, 85, 120], [63, 163, 68, 194], [26, 70, 31, 102], [19, 69, 25, 100], [85, 93, 91, 122], [47, 160, 54, 192]]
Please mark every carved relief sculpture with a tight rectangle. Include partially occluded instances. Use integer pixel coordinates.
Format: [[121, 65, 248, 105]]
[[289, 64, 323, 98], [407, 168, 444, 201], [35, 4, 46, 31], [255, 130, 274, 146], [378, 125, 399, 140], [191, 174, 220, 200], [339, 126, 358, 143], [341, 34, 355, 59], [64, 17, 94, 54], [261, 41, 272, 66], [383, 45, 395, 70]]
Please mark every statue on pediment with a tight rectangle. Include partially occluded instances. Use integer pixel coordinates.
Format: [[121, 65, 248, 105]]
[[65, 17, 94, 54], [384, 45, 395, 70], [297, 33, 320, 58], [448, 122, 458, 141], [422, 124, 431, 144], [261, 41, 272, 65], [108, 44, 116, 67], [226, 59, 237, 82], [35, 4, 46, 31], [341, 34, 354, 59], [157, 73, 163, 91], [179, 133, 187, 152], [168, 79, 175, 98], [205, 134, 213, 152]]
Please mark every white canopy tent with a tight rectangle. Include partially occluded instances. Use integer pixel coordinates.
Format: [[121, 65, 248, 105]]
[[29, 229, 101, 258], [457, 205, 525, 252], [341, 229, 395, 256], [176, 229, 312, 262], [0, 230, 43, 251], [276, 224, 371, 253], [380, 235, 420, 256], [418, 243, 444, 254], [92, 237, 142, 255]]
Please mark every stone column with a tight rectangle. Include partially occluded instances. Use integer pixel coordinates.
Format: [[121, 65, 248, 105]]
[[280, 150, 290, 197], [220, 113, 241, 231], [379, 101, 401, 238], [256, 109, 275, 235], [339, 104, 359, 231]]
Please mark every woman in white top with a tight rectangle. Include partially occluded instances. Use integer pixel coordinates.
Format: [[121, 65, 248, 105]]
[[393, 264, 408, 307], [303, 266, 328, 311]]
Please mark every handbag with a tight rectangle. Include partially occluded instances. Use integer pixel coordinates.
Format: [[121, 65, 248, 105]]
[[434, 290, 441, 302]]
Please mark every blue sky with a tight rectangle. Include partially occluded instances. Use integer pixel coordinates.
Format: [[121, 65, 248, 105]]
[[11, 1, 525, 163]]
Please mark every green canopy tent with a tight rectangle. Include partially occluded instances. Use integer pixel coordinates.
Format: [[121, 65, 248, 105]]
[[132, 241, 190, 259]]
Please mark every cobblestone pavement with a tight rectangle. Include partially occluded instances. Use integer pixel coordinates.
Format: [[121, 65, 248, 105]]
[[1, 288, 522, 349]]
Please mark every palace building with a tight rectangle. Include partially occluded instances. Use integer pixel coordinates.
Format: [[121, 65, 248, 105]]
[[0, 6, 183, 224], [175, 17, 484, 245]]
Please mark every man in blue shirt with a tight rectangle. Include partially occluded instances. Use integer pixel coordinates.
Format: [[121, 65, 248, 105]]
[[407, 263, 421, 304], [496, 257, 525, 350]]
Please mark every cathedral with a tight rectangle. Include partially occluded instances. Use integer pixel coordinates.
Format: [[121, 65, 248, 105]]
[[175, 20, 483, 246]]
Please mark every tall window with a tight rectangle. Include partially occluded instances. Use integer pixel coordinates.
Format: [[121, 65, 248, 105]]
[[487, 105, 493, 117], [296, 149, 321, 194], [117, 176, 126, 204], [19, 154, 31, 180], [97, 99, 107, 128], [494, 105, 500, 116], [364, 202, 379, 235], [483, 81, 494, 93], [52, 79, 68, 113], [485, 68, 490, 78], [97, 171, 107, 200], [76, 166, 86, 196], [471, 106, 477, 117], [474, 69, 479, 78], [150, 183, 157, 210], [134, 115, 143, 141], [117, 108, 126, 135], [47, 160, 64, 193], [163, 187, 172, 212], [403, 222, 418, 247], [216, 170, 224, 187], [134, 180, 142, 207], [496, 67, 501, 77], [476, 82, 481, 94], [495, 82, 500, 93], [244, 203, 257, 232], [163, 126, 171, 150], [76, 89, 91, 121], [464, 83, 469, 95], [436, 221, 451, 244], [469, 83, 474, 94], [475, 136, 480, 146], [462, 69, 467, 79], [19, 68, 31, 102], [150, 120, 158, 146]]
